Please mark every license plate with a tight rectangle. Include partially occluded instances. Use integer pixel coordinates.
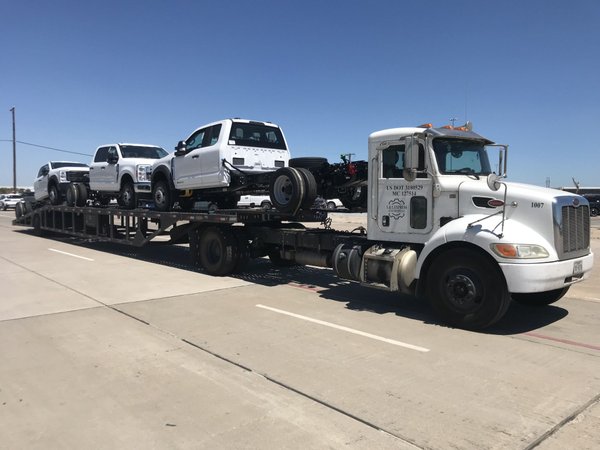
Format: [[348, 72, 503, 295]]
[[573, 260, 583, 275]]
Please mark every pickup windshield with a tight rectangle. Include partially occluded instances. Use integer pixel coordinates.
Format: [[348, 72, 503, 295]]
[[120, 146, 168, 159], [228, 122, 287, 150], [50, 162, 89, 169], [432, 138, 492, 175]]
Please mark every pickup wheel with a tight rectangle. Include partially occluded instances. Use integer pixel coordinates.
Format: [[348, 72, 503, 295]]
[[339, 186, 368, 210], [512, 287, 570, 306], [296, 168, 318, 208], [48, 183, 61, 205], [260, 200, 272, 210], [15, 202, 24, 219], [269, 167, 305, 213], [426, 248, 511, 329], [119, 181, 136, 209], [591, 207, 599, 217], [71, 183, 88, 207], [153, 180, 172, 212], [192, 226, 239, 276]]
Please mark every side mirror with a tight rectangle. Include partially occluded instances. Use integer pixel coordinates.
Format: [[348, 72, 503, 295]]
[[175, 140, 186, 153], [107, 154, 119, 164], [487, 173, 502, 191], [403, 136, 419, 182]]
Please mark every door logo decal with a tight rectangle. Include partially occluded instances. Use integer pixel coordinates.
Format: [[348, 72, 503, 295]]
[[387, 198, 407, 219]]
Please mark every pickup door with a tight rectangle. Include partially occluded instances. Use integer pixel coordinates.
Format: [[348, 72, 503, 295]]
[[173, 125, 223, 189], [90, 146, 119, 191]]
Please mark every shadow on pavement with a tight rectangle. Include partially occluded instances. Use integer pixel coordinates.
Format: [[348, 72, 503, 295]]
[[15, 229, 570, 333]]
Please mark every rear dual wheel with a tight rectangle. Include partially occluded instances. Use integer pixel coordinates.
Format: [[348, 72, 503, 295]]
[[189, 226, 248, 276], [66, 183, 88, 207], [269, 167, 317, 213]]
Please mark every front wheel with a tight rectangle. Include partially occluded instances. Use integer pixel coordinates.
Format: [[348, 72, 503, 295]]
[[512, 287, 570, 306], [153, 180, 172, 212], [426, 248, 511, 329], [591, 207, 599, 217], [118, 181, 136, 209], [48, 184, 61, 205]]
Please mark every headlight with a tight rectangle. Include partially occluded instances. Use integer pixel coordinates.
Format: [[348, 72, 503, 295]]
[[136, 164, 152, 182], [490, 243, 549, 259], [59, 170, 67, 182]]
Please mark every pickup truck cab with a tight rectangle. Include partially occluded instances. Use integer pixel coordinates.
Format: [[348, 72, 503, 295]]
[[90, 143, 168, 208], [151, 119, 289, 211], [33, 161, 89, 204]]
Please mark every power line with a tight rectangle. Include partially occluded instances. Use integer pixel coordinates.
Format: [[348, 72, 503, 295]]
[[0, 139, 92, 157]]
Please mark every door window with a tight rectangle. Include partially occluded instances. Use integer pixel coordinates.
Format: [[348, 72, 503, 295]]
[[94, 147, 109, 162], [185, 128, 209, 152]]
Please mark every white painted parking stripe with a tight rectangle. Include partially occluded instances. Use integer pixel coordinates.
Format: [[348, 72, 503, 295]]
[[48, 248, 94, 261], [256, 304, 430, 353]]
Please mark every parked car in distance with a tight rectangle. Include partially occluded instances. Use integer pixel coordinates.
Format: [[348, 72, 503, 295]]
[[324, 198, 344, 210], [33, 161, 90, 205], [237, 194, 272, 209], [584, 194, 600, 216], [0, 193, 23, 210]]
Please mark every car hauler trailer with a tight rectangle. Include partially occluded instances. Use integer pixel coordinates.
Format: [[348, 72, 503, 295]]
[[13, 123, 594, 330]]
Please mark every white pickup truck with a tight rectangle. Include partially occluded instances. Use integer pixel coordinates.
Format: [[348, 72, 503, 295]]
[[151, 119, 290, 211], [33, 161, 90, 205]]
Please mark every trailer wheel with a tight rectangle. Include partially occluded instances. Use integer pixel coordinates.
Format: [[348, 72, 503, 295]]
[[426, 248, 511, 329], [512, 287, 570, 306], [48, 183, 61, 205], [193, 226, 238, 276], [32, 213, 43, 236], [296, 168, 318, 208], [119, 181, 136, 209], [15, 202, 24, 219], [269, 167, 305, 213], [153, 180, 172, 212]]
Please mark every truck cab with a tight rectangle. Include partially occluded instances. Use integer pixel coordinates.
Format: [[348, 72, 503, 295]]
[[367, 124, 593, 307]]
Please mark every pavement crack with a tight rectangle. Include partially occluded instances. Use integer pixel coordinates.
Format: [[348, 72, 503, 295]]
[[523, 392, 600, 450]]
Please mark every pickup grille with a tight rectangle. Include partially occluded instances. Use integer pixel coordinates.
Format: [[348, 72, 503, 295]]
[[554, 197, 590, 259], [66, 172, 89, 182]]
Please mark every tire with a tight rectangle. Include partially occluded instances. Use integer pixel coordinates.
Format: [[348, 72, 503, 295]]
[[15, 202, 24, 219], [260, 200, 272, 210], [591, 207, 599, 217], [66, 184, 76, 206], [426, 248, 511, 330], [153, 180, 172, 212], [67, 183, 87, 206], [119, 181, 136, 209], [512, 287, 570, 306], [48, 183, 61, 205], [32, 214, 43, 236], [289, 157, 328, 170], [269, 167, 305, 213], [296, 168, 318, 208], [192, 226, 239, 276], [339, 186, 368, 210], [327, 201, 336, 210]]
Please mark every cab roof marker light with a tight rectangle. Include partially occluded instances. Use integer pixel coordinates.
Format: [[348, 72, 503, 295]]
[[417, 123, 433, 128]]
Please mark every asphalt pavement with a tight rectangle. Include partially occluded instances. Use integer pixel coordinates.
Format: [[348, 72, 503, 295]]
[[1, 210, 599, 449]]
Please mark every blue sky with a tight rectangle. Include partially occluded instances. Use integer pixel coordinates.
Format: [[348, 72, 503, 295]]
[[1, 0, 598, 188]]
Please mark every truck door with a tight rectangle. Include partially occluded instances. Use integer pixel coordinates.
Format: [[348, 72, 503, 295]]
[[104, 146, 120, 191], [199, 124, 224, 187], [34, 164, 49, 201], [376, 142, 433, 236], [173, 127, 209, 190], [89, 146, 110, 191]]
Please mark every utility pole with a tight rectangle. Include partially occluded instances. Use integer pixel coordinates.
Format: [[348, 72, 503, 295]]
[[10, 107, 16, 193]]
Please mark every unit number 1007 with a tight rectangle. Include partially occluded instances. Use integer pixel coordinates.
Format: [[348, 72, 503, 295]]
[[531, 202, 544, 208]]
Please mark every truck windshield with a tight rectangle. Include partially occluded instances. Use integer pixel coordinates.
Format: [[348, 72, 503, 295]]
[[50, 162, 89, 169], [120, 146, 168, 159], [228, 123, 287, 150], [432, 139, 492, 176]]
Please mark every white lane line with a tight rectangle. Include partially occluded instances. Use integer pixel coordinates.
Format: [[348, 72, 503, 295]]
[[256, 304, 430, 353], [48, 248, 94, 261]]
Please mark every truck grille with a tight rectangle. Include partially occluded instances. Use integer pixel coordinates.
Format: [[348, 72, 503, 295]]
[[554, 197, 590, 259], [67, 172, 89, 182]]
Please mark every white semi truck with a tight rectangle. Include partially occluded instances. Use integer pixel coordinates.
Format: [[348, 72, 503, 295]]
[[13, 122, 593, 330]]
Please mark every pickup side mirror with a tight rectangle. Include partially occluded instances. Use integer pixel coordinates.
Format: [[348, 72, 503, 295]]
[[174, 140, 187, 156], [107, 154, 119, 164], [403, 136, 419, 182]]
